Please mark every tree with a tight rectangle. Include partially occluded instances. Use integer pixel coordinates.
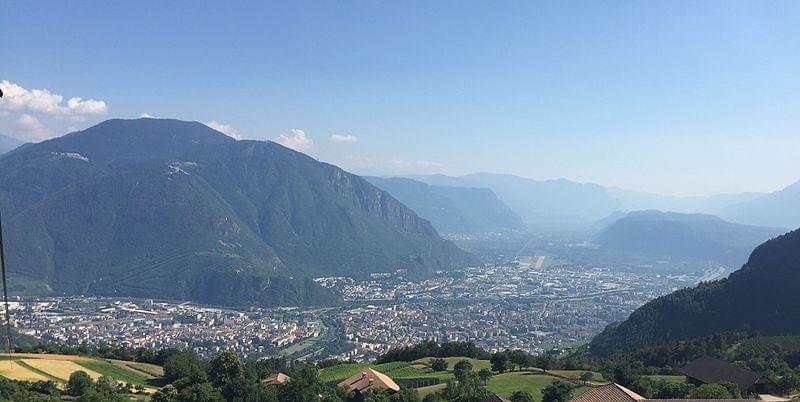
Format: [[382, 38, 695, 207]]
[[389, 388, 420, 402], [67, 370, 94, 396], [491, 352, 511, 373], [151, 384, 179, 402], [541, 380, 573, 402], [511, 391, 535, 402], [94, 375, 116, 394], [536, 354, 557, 373], [478, 368, 493, 385], [688, 384, 734, 399], [655, 382, 695, 399], [508, 350, 530, 371], [579, 372, 593, 385], [75, 388, 125, 402], [163, 351, 207, 385], [453, 360, 473, 382], [431, 358, 449, 372], [208, 350, 245, 388], [178, 382, 223, 402]]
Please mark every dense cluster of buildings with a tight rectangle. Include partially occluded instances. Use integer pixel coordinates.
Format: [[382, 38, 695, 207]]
[[10, 298, 322, 358], [7, 259, 712, 362]]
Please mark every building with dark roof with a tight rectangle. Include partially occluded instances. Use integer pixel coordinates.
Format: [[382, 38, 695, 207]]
[[679, 356, 778, 394], [569, 383, 760, 402]]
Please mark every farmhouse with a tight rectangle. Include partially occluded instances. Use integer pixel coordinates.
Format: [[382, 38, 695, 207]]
[[679, 356, 779, 394], [338, 367, 400, 399]]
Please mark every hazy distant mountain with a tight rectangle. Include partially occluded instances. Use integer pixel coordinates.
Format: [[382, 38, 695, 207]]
[[412, 173, 773, 230], [606, 187, 765, 214], [720, 181, 800, 229], [596, 210, 784, 267], [411, 173, 623, 227], [591, 227, 800, 355], [0, 134, 23, 154], [366, 176, 524, 234], [0, 118, 477, 306]]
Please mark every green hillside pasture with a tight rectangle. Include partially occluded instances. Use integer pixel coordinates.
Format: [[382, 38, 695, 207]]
[[486, 372, 588, 401], [643, 375, 686, 384], [548, 369, 606, 382], [411, 357, 492, 371]]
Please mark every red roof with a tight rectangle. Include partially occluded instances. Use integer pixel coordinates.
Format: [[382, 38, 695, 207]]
[[570, 383, 645, 402]]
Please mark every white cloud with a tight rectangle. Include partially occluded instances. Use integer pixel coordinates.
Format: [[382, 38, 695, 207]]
[[0, 80, 108, 141], [330, 133, 358, 143], [205, 120, 243, 140], [17, 114, 44, 130], [0, 80, 107, 117], [139, 113, 156, 118], [16, 113, 50, 140], [276, 129, 314, 151]]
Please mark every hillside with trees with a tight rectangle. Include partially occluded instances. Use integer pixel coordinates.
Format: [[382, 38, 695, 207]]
[[590, 228, 800, 355], [0, 118, 477, 307]]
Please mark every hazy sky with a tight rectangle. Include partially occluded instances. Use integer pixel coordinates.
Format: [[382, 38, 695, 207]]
[[3, 1, 799, 196]]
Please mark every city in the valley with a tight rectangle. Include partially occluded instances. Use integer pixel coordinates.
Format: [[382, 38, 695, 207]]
[[10, 244, 723, 362]]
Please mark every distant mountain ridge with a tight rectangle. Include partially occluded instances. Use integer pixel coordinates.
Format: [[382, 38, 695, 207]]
[[720, 181, 800, 229], [0, 118, 477, 306], [411, 173, 623, 227], [595, 210, 785, 267], [590, 227, 800, 355], [411, 173, 796, 230], [365, 176, 524, 234]]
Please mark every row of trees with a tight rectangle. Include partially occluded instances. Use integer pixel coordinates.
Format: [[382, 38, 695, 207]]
[[489, 349, 562, 374], [377, 341, 491, 363]]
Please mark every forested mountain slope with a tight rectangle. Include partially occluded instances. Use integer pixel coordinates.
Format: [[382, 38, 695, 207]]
[[0, 118, 477, 306]]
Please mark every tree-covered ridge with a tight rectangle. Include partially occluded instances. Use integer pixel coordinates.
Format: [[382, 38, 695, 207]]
[[590, 228, 800, 355], [0, 118, 477, 306]]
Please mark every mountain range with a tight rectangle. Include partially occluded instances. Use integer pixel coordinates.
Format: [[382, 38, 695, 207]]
[[720, 180, 800, 229], [0, 118, 477, 306], [411, 173, 623, 228], [595, 210, 785, 267], [365, 176, 524, 234], [590, 227, 800, 355], [410, 173, 800, 230]]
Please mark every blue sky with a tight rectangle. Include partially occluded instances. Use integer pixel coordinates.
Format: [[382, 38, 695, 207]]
[[2, 1, 799, 196]]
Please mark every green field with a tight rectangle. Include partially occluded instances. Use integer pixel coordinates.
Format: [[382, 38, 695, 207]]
[[643, 375, 686, 384], [549, 369, 605, 382], [76, 360, 152, 387], [411, 357, 492, 371], [417, 371, 589, 401], [486, 372, 588, 401]]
